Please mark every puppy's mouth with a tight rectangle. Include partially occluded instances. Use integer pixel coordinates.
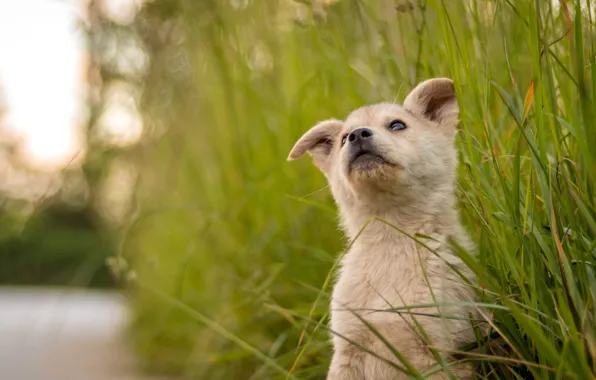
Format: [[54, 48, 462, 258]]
[[348, 148, 392, 172]]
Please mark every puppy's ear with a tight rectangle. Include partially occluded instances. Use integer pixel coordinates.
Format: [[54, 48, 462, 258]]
[[287, 119, 343, 172], [403, 78, 459, 129]]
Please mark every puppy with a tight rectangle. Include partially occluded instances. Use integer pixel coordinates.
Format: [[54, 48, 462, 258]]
[[288, 78, 477, 379]]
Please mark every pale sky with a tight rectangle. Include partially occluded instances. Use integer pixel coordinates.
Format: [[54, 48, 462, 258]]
[[0, 0, 143, 172], [0, 0, 88, 169]]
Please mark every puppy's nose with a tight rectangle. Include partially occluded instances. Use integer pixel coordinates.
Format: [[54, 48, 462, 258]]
[[348, 128, 373, 144]]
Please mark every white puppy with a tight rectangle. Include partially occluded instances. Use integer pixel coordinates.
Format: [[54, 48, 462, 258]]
[[288, 78, 477, 379]]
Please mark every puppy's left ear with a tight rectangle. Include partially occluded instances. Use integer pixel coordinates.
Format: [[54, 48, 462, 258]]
[[287, 119, 343, 173], [403, 78, 459, 130]]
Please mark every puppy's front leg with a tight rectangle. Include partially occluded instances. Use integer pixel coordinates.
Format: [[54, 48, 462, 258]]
[[327, 345, 365, 380]]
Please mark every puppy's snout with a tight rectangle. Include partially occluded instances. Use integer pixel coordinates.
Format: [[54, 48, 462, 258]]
[[348, 128, 373, 144]]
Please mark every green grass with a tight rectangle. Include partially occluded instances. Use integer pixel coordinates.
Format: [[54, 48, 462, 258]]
[[119, 0, 596, 378]]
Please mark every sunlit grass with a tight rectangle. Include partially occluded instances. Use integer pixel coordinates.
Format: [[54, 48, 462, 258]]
[[121, 0, 596, 378]]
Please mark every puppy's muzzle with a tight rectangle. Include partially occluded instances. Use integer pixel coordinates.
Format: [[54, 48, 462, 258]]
[[347, 127, 389, 169], [348, 127, 374, 145], [348, 127, 375, 157]]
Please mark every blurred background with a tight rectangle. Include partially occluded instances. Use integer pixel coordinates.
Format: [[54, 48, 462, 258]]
[[0, 1, 146, 378], [1, 0, 595, 379]]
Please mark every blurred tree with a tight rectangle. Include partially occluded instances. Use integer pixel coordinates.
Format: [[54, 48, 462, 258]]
[[0, 4, 126, 288]]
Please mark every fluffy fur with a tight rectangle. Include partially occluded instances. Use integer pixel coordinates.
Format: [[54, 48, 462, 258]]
[[288, 78, 478, 379]]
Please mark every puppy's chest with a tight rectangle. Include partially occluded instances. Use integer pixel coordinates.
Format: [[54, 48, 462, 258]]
[[334, 242, 432, 311]]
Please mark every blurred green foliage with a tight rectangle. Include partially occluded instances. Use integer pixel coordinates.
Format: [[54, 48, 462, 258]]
[[0, 201, 115, 287], [111, 0, 596, 379]]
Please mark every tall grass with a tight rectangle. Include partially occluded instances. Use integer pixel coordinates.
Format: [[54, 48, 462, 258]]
[[122, 0, 596, 378]]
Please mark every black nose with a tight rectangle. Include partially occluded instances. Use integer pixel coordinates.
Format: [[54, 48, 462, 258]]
[[348, 128, 373, 144]]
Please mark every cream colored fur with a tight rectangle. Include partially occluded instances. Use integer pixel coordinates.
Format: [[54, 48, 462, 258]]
[[288, 78, 478, 379]]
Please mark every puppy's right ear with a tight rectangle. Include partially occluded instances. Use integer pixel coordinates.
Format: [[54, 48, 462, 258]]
[[287, 119, 343, 172], [403, 78, 459, 130]]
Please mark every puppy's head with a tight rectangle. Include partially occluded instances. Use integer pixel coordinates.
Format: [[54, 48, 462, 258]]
[[288, 78, 460, 212]]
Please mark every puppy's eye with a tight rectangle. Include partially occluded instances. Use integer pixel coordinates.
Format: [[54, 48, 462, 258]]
[[388, 120, 407, 131], [341, 134, 348, 146]]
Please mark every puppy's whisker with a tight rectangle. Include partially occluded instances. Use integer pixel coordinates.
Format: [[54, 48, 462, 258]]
[[299, 184, 330, 199]]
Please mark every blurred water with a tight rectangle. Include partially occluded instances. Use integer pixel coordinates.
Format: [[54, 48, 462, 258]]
[[0, 287, 161, 380]]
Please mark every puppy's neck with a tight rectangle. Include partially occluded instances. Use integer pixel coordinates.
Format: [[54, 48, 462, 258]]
[[338, 186, 459, 242]]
